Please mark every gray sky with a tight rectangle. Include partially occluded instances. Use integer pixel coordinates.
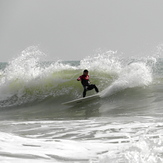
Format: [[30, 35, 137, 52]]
[[0, 0, 163, 61]]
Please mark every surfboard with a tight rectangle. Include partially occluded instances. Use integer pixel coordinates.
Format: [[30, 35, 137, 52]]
[[62, 94, 100, 106]]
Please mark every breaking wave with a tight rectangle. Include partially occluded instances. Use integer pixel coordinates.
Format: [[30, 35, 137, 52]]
[[0, 46, 157, 107]]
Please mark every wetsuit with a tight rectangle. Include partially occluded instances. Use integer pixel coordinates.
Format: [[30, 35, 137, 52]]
[[77, 75, 99, 97]]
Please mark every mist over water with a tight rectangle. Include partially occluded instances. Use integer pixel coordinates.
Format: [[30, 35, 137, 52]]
[[0, 46, 163, 162]]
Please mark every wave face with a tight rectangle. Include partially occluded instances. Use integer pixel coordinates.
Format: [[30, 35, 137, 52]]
[[0, 46, 158, 109]]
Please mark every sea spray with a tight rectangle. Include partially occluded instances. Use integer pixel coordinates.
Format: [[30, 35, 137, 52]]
[[79, 50, 122, 74], [100, 61, 153, 98], [0, 47, 79, 107], [3, 46, 45, 81]]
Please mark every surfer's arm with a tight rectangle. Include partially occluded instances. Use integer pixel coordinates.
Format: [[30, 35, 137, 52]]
[[77, 76, 81, 81]]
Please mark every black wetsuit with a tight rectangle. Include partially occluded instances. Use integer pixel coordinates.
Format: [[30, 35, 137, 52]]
[[77, 75, 99, 97]]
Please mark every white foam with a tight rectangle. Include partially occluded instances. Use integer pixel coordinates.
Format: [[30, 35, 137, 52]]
[[0, 118, 163, 162], [101, 62, 153, 98], [79, 50, 122, 74]]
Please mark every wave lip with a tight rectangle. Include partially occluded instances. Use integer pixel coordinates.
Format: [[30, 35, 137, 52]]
[[101, 61, 153, 98]]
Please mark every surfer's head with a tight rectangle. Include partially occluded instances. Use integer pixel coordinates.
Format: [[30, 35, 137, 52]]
[[83, 69, 88, 75]]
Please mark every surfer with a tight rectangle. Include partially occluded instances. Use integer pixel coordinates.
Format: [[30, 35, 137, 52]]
[[77, 69, 99, 97]]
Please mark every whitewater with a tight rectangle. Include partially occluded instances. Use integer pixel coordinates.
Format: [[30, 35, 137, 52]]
[[0, 46, 163, 163]]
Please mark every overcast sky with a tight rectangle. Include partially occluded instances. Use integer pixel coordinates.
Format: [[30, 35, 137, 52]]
[[0, 0, 163, 61]]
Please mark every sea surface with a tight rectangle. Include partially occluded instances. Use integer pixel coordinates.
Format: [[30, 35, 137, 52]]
[[0, 46, 163, 163]]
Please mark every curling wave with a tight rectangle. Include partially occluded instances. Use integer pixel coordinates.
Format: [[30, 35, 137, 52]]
[[0, 47, 157, 107]]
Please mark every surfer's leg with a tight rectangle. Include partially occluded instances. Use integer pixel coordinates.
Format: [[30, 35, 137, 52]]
[[83, 86, 87, 97], [94, 85, 99, 93], [83, 91, 86, 97], [88, 84, 99, 93]]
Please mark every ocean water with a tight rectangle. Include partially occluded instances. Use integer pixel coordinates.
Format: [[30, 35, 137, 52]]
[[0, 46, 163, 163]]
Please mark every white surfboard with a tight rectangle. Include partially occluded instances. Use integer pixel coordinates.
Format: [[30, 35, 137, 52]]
[[62, 94, 100, 106]]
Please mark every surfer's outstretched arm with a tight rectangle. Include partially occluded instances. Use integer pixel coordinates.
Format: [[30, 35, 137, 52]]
[[77, 77, 81, 81]]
